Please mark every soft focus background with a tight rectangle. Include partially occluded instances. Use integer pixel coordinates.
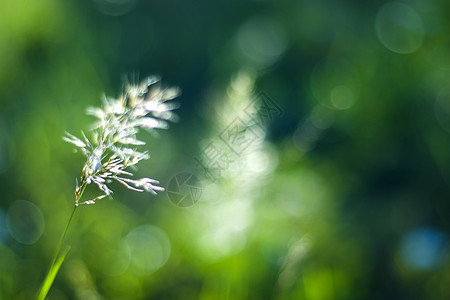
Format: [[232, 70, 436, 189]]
[[1, 0, 450, 299]]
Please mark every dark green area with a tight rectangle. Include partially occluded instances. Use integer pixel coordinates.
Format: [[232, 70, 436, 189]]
[[1, 0, 449, 299]]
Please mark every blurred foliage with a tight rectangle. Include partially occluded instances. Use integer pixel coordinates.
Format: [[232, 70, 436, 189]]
[[1, 0, 450, 299]]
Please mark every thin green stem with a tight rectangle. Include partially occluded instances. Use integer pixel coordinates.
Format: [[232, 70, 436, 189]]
[[36, 205, 78, 300], [37, 181, 87, 300], [49, 205, 77, 269], [75, 181, 88, 206]]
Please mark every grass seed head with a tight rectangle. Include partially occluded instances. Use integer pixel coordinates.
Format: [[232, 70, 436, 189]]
[[65, 77, 179, 205]]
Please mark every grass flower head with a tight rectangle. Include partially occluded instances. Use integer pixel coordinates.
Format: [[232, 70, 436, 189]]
[[64, 76, 179, 205]]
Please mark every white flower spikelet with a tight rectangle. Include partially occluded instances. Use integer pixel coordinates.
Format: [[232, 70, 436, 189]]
[[64, 76, 179, 205]]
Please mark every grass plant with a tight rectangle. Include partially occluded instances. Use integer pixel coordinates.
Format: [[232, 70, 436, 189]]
[[36, 77, 179, 300]]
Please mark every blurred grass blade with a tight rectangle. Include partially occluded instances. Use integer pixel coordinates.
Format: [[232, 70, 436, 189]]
[[37, 246, 71, 300]]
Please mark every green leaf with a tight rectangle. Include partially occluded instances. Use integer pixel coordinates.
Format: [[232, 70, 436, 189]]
[[36, 246, 71, 300]]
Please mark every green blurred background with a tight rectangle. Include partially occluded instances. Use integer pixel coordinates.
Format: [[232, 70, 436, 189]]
[[1, 0, 450, 299]]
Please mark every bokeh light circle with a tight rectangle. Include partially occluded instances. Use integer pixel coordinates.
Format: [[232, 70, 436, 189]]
[[310, 57, 360, 108], [330, 85, 355, 110], [235, 16, 288, 69], [6, 200, 45, 245], [399, 227, 447, 271], [375, 2, 424, 54], [124, 225, 171, 274]]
